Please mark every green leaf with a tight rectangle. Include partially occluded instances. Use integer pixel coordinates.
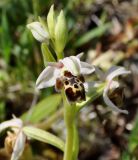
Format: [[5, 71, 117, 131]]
[[23, 126, 64, 151], [74, 23, 111, 47], [21, 94, 61, 123], [41, 43, 56, 66]]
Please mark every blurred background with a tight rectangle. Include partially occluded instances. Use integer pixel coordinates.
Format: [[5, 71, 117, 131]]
[[0, 0, 138, 159]]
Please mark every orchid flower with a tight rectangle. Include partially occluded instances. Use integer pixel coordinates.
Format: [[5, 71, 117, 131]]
[[27, 22, 49, 42], [95, 66, 131, 114], [36, 53, 95, 90], [0, 117, 26, 160]]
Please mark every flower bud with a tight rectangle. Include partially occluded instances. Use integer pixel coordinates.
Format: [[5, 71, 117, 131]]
[[27, 22, 49, 42], [47, 5, 55, 39], [55, 10, 68, 58]]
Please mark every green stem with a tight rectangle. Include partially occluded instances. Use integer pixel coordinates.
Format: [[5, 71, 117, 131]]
[[62, 91, 76, 160], [64, 123, 74, 160], [72, 119, 79, 160]]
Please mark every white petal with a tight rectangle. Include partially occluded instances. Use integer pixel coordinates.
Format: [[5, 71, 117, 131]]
[[11, 131, 26, 160], [76, 52, 84, 59], [61, 56, 81, 75], [0, 118, 23, 133], [103, 86, 128, 114], [36, 66, 60, 89], [27, 22, 49, 42], [109, 80, 120, 90], [80, 61, 95, 74], [106, 66, 131, 81], [94, 66, 105, 81]]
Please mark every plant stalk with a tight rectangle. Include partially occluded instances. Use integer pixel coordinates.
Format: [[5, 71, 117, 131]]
[[62, 91, 76, 160], [72, 120, 79, 160]]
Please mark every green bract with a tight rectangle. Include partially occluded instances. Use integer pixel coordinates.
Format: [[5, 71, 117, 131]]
[[41, 43, 56, 66]]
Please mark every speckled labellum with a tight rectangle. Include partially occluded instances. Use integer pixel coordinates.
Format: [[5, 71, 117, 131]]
[[55, 70, 86, 103]]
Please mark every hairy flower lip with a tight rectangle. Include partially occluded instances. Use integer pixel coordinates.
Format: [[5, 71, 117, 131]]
[[36, 53, 95, 90], [95, 66, 131, 114]]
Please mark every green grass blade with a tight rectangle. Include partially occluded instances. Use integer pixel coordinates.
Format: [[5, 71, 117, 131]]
[[74, 23, 111, 47], [1, 9, 12, 63]]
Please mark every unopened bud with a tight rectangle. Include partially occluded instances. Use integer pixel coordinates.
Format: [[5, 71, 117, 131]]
[[55, 10, 68, 58], [47, 5, 55, 39]]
